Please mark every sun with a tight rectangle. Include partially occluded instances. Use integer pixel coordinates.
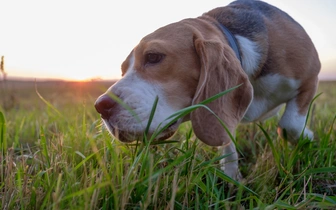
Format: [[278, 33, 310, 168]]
[[61, 71, 99, 82]]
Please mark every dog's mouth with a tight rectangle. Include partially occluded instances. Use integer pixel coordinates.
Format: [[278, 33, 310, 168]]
[[165, 120, 180, 131], [102, 118, 182, 143], [167, 121, 177, 129]]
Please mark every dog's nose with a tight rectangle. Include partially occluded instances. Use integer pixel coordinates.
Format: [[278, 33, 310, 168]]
[[94, 95, 116, 119]]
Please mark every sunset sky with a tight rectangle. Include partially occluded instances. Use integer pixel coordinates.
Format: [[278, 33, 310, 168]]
[[0, 0, 335, 81]]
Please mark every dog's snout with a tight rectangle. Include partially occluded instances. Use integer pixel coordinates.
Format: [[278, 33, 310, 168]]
[[95, 95, 116, 119]]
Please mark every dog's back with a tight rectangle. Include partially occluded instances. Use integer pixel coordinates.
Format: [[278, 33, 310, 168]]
[[205, 0, 320, 80]]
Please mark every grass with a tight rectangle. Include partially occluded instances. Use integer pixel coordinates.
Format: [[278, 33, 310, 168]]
[[0, 80, 336, 209]]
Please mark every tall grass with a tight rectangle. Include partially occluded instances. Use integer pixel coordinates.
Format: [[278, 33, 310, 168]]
[[0, 80, 335, 209]]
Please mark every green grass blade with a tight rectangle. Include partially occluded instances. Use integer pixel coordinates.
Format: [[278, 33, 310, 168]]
[[257, 123, 284, 176], [0, 111, 7, 153], [194, 153, 233, 170], [304, 167, 336, 175], [40, 126, 51, 168], [144, 96, 159, 142], [149, 85, 242, 141], [307, 193, 336, 204], [40, 181, 56, 209], [303, 92, 322, 137], [35, 82, 64, 118], [106, 92, 141, 123], [152, 85, 241, 134], [74, 152, 97, 171], [325, 114, 336, 141], [199, 84, 242, 105], [151, 104, 206, 140], [266, 200, 297, 210], [208, 167, 258, 196], [61, 181, 112, 202], [142, 149, 194, 183]]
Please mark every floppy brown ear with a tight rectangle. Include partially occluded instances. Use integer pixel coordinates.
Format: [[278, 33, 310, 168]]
[[191, 36, 253, 146]]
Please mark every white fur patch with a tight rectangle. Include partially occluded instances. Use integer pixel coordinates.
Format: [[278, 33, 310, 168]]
[[107, 54, 178, 134], [278, 99, 313, 140], [220, 142, 241, 180], [243, 74, 301, 122], [235, 35, 260, 77]]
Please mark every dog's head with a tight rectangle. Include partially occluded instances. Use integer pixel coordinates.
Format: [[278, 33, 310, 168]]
[[95, 18, 252, 146]]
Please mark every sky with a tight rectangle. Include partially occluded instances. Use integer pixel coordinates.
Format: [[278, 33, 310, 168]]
[[0, 0, 335, 81]]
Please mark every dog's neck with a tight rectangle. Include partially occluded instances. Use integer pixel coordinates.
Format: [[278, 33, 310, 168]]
[[216, 23, 242, 65]]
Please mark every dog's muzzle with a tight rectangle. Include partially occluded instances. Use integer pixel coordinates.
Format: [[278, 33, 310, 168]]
[[94, 94, 178, 142]]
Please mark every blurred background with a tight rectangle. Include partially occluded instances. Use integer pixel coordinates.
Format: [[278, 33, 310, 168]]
[[0, 0, 335, 81]]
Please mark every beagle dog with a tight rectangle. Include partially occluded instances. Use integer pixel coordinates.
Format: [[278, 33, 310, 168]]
[[95, 0, 320, 180]]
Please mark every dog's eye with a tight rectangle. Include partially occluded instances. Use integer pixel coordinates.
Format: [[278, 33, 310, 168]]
[[145, 53, 164, 64]]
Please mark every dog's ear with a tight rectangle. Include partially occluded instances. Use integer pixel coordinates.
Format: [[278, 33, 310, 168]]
[[191, 36, 253, 146]]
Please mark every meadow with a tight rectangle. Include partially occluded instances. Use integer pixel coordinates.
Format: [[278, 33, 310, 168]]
[[0, 79, 335, 209]]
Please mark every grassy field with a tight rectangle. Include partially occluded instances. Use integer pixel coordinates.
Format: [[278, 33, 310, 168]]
[[0, 79, 335, 209]]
